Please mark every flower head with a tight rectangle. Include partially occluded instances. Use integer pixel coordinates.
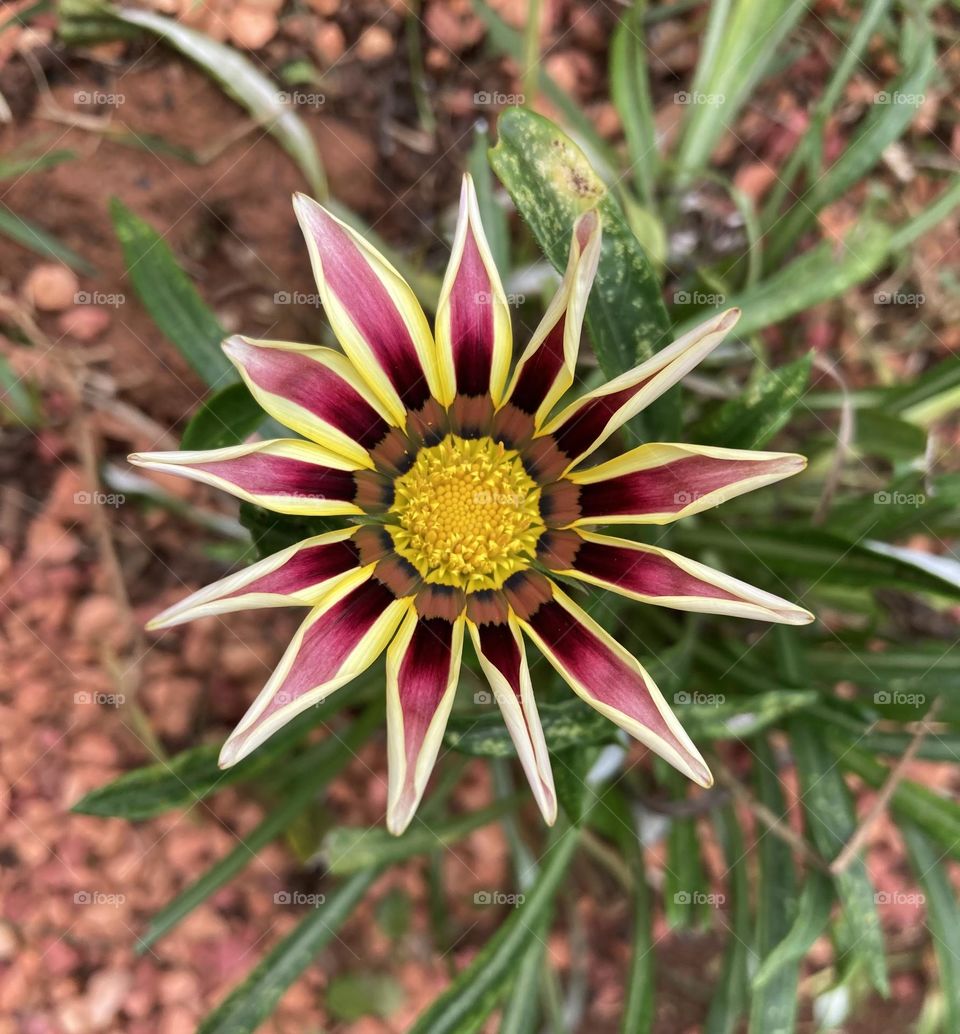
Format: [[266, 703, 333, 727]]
[[131, 175, 812, 834]]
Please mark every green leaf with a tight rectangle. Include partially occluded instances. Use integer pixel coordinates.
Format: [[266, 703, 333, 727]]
[[321, 798, 518, 876], [0, 355, 41, 427], [140, 708, 379, 948], [489, 109, 673, 432], [691, 353, 812, 449], [902, 824, 960, 1032], [196, 869, 379, 1034], [110, 197, 233, 388], [678, 688, 819, 741], [705, 807, 750, 1034], [790, 719, 888, 995], [748, 737, 800, 1034], [238, 502, 342, 559], [445, 697, 615, 757], [409, 824, 581, 1034], [180, 381, 265, 451], [663, 773, 710, 931], [327, 973, 405, 1023], [766, 25, 936, 264], [672, 525, 960, 602], [752, 871, 834, 990], [674, 0, 810, 180], [88, 3, 326, 198], [685, 219, 892, 339], [499, 934, 549, 1034], [0, 148, 75, 180], [0, 204, 95, 274], [610, 2, 658, 205], [72, 693, 362, 819]]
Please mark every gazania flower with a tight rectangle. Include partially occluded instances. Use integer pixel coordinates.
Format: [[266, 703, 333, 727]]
[[131, 175, 812, 834]]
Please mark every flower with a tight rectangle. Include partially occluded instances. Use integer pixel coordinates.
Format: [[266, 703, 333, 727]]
[[130, 175, 813, 834]]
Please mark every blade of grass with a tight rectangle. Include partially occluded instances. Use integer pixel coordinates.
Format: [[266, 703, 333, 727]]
[[196, 867, 379, 1034], [0, 204, 94, 274]]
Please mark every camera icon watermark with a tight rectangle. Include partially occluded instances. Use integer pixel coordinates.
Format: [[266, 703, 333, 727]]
[[673, 490, 704, 506]]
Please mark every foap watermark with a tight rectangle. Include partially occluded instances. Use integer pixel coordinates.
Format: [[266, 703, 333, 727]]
[[473, 489, 523, 507], [674, 691, 725, 707], [874, 490, 925, 507], [874, 289, 924, 307], [874, 690, 926, 708], [74, 890, 125, 907], [274, 290, 322, 307], [75, 291, 125, 309], [74, 490, 125, 508], [674, 290, 726, 306], [475, 290, 525, 307], [474, 890, 525, 907], [674, 890, 725, 906], [474, 91, 525, 107], [74, 90, 125, 107], [277, 90, 326, 109], [75, 691, 125, 708], [673, 489, 705, 506], [674, 90, 725, 106], [274, 890, 326, 907], [874, 91, 925, 106], [875, 890, 925, 906]]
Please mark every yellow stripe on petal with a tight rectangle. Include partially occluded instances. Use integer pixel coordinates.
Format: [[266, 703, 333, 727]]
[[147, 527, 362, 630], [293, 194, 442, 424], [223, 336, 395, 468], [562, 443, 806, 525], [517, 583, 712, 788], [219, 568, 409, 767], [469, 615, 557, 825], [386, 610, 466, 835], [434, 174, 512, 406], [538, 308, 740, 472], [501, 209, 602, 427], [129, 439, 365, 517]]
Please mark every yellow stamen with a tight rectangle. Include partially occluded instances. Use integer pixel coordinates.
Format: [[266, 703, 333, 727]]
[[388, 434, 545, 591]]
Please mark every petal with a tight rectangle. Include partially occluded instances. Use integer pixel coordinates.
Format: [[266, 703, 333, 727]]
[[515, 582, 711, 787], [223, 336, 394, 467], [469, 616, 557, 824], [219, 569, 409, 767], [536, 309, 740, 474], [434, 174, 512, 406], [499, 210, 602, 428], [539, 529, 813, 625], [129, 440, 369, 516], [542, 443, 806, 526], [386, 611, 466, 835], [147, 528, 363, 630], [293, 193, 441, 422]]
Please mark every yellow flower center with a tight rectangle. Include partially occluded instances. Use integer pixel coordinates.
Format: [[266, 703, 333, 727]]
[[388, 434, 544, 591]]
